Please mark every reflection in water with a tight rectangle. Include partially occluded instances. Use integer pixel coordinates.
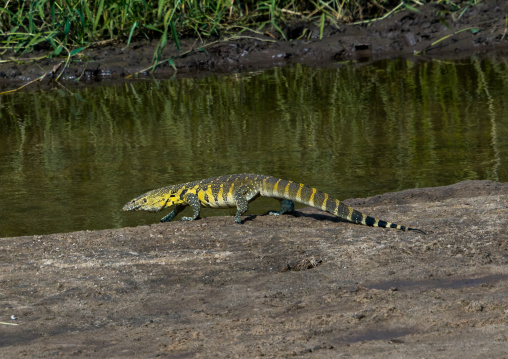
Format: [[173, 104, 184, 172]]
[[0, 59, 507, 237]]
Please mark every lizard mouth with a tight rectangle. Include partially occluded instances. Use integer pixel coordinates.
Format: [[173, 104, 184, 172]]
[[122, 201, 140, 211]]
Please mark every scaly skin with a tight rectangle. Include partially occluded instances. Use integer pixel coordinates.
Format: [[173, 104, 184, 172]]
[[122, 174, 426, 234]]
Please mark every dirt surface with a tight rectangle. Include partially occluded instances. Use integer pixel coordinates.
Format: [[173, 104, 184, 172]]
[[2, 1, 508, 91], [1, 180, 508, 357]]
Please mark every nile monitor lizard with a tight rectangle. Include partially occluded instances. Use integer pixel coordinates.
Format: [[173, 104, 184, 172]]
[[122, 174, 425, 234]]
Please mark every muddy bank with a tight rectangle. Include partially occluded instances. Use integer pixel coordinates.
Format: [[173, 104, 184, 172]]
[[2, 1, 508, 91], [1, 180, 507, 357]]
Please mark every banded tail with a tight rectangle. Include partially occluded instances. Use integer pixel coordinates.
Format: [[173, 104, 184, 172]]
[[258, 176, 425, 234]]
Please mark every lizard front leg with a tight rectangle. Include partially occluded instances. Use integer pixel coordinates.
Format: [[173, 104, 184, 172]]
[[180, 192, 201, 221], [160, 204, 186, 222]]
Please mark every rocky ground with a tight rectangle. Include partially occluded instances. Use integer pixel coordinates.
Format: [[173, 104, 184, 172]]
[[1, 180, 508, 357]]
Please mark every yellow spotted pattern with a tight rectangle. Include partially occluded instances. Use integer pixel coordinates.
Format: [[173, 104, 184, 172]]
[[123, 173, 424, 233]]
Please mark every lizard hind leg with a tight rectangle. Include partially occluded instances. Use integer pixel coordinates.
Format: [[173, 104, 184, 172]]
[[269, 199, 295, 216], [233, 183, 258, 224], [234, 195, 249, 224]]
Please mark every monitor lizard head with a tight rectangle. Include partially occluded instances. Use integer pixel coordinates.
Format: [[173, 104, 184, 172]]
[[122, 186, 183, 212]]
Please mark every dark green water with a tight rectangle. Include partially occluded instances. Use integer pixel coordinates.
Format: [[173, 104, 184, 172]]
[[1, 59, 507, 237]]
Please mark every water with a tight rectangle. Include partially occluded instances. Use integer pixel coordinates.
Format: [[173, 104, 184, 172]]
[[1, 59, 507, 237]]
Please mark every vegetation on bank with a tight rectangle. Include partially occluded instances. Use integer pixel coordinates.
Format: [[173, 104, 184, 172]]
[[1, 1, 480, 52], [0, 0, 481, 82]]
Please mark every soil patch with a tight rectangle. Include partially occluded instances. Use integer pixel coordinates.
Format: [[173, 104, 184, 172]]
[[1, 180, 507, 357], [2, 1, 508, 91]]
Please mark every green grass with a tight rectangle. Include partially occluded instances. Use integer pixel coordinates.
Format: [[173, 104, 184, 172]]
[[0, 0, 481, 68]]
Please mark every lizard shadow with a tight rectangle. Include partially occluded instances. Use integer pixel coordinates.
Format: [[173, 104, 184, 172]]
[[288, 210, 349, 223], [250, 210, 348, 224]]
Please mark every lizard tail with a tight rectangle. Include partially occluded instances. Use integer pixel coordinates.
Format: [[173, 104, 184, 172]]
[[260, 176, 426, 234]]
